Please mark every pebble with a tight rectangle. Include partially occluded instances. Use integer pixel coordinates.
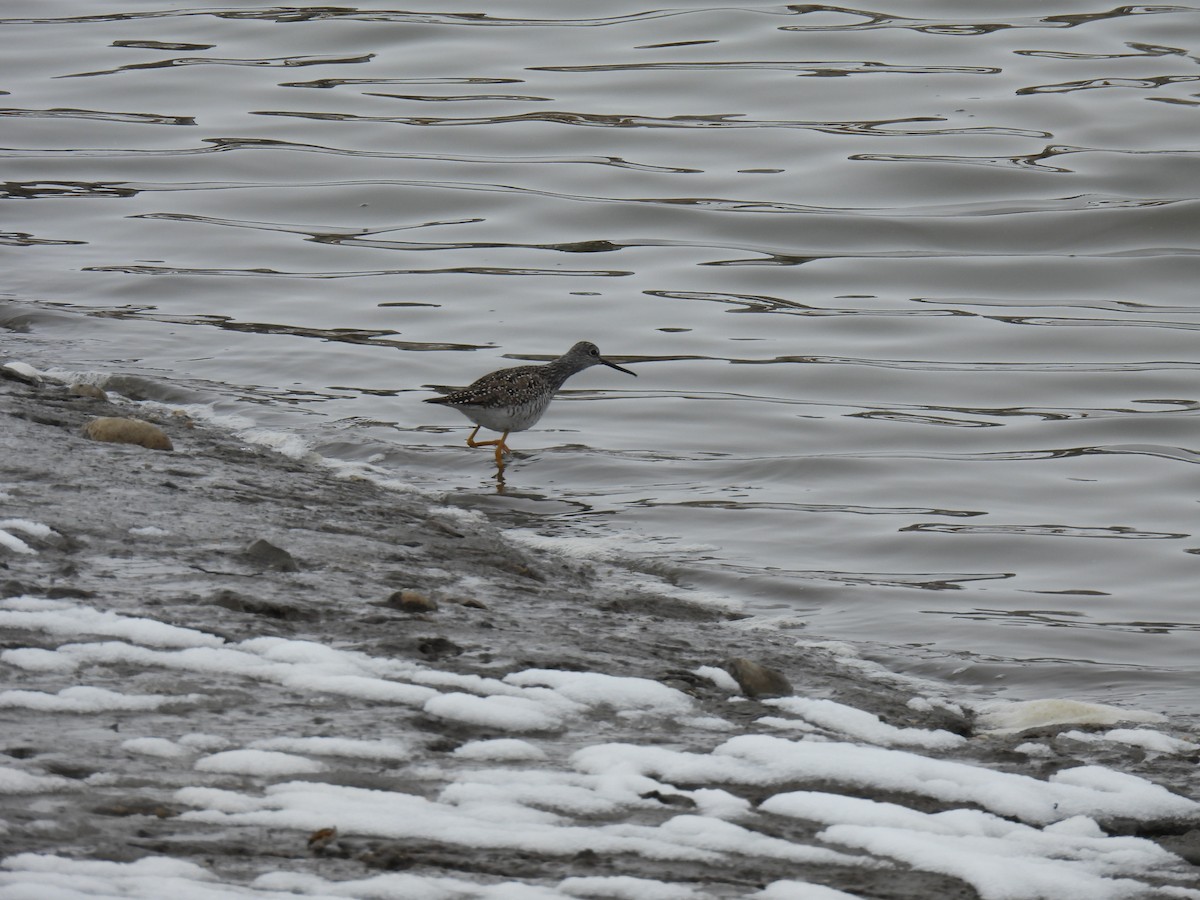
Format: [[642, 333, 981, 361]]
[[70, 383, 108, 401], [722, 657, 793, 699], [1, 361, 44, 385], [82, 417, 173, 451], [242, 539, 300, 573], [386, 590, 439, 613]]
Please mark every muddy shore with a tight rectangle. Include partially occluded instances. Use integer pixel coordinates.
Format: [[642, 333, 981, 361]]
[[2, 361, 1198, 898]]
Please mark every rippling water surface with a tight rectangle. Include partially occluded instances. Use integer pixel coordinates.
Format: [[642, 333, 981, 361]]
[[4, 1, 1200, 710]]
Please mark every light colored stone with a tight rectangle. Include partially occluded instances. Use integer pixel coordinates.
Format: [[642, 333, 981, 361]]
[[82, 417, 173, 451], [1, 361, 44, 384], [387, 590, 439, 613], [70, 383, 108, 401], [723, 657, 792, 699]]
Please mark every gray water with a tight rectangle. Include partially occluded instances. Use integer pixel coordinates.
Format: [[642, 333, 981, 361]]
[[4, 1, 1200, 711]]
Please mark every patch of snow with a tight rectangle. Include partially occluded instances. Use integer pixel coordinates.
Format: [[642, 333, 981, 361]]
[[762, 697, 966, 750], [1059, 728, 1199, 755], [0, 767, 77, 795], [0, 597, 226, 649], [0, 685, 200, 712], [251, 736, 412, 761], [695, 665, 741, 692], [0, 530, 35, 555], [0, 519, 53, 539], [129, 525, 171, 537], [121, 737, 190, 759], [453, 739, 549, 762], [572, 735, 1200, 826], [425, 692, 568, 732], [194, 749, 326, 776], [505, 669, 694, 715], [754, 882, 866, 899], [559, 875, 705, 898]]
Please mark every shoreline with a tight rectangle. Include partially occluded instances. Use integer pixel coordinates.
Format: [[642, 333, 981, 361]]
[[2, 357, 1199, 898]]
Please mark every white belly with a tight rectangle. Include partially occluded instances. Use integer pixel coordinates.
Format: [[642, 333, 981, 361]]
[[461, 396, 553, 433]]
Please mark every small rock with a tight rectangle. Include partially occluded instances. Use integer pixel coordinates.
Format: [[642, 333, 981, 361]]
[[456, 597, 489, 610], [82, 417, 173, 451], [70, 383, 108, 401], [241, 539, 300, 573], [385, 590, 438, 613], [723, 657, 793, 699], [640, 790, 697, 808], [42, 758, 99, 780], [1, 581, 28, 599], [307, 826, 338, 854], [210, 588, 312, 619], [417, 636, 462, 659], [1, 361, 43, 385], [91, 798, 180, 818]]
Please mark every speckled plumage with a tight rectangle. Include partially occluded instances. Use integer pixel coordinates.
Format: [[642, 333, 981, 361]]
[[425, 341, 636, 465]]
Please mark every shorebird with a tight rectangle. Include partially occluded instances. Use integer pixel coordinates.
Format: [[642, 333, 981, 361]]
[[424, 341, 636, 466]]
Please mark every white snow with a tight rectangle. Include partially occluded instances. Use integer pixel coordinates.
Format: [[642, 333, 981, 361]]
[[0, 767, 77, 795], [695, 665, 741, 692], [761, 696, 967, 750], [571, 735, 1200, 826], [0, 520, 56, 556], [0, 531, 35, 556], [505, 669, 694, 715], [0, 596, 226, 649], [754, 882, 867, 899], [0, 685, 200, 712], [559, 875, 705, 898], [453, 739, 549, 762], [250, 736, 413, 761], [129, 525, 171, 537], [1059, 728, 1200, 755], [121, 737, 190, 759], [2, 594, 1198, 899], [195, 750, 326, 776], [0, 519, 53, 539]]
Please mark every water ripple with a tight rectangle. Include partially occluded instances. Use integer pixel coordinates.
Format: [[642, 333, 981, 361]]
[[1018, 74, 1200, 94], [773, 4, 1199, 35], [531, 61, 1000, 77], [0, 138, 695, 171], [82, 263, 633, 278], [255, 109, 1045, 138], [59, 53, 375, 79], [853, 143, 1200, 173], [0, 107, 193, 126], [637, 499, 986, 517], [1015, 40, 1192, 59], [902, 523, 1189, 539]]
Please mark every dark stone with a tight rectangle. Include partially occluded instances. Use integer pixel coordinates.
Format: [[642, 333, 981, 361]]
[[209, 589, 315, 621], [723, 657, 793, 699], [91, 798, 181, 818], [417, 637, 463, 659], [640, 790, 697, 808], [242, 538, 300, 572], [384, 590, 438, 613]]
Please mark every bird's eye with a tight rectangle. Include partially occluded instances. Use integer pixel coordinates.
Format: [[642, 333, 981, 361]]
[[590, 348, 598, 356]]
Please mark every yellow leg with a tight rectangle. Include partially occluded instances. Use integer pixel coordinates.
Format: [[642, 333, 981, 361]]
[[465, 426, 512, 467]]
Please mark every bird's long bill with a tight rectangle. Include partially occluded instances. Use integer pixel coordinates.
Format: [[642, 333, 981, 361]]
[[601, 357, 637, 377]]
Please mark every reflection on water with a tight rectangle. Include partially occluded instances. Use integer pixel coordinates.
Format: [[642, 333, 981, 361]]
[[3, 0, 1200, 710]]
